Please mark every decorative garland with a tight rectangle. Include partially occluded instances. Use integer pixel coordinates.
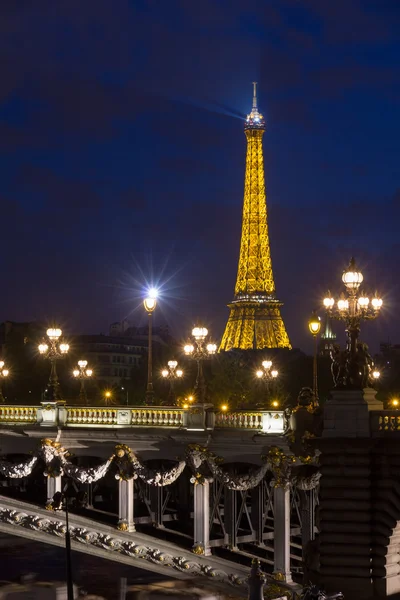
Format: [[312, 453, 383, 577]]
[[114, 444, 186, 486], [207, 460, 269, 491], [0, 456, 38, 479], [0, 439, 319, 491]]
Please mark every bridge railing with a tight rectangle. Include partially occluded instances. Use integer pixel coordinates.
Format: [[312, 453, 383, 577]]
[[370, 410, 400, 434], [0, 403, 285, 433]]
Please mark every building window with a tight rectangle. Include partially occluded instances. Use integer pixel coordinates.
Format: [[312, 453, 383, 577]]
[[114, 368, 118, 376]]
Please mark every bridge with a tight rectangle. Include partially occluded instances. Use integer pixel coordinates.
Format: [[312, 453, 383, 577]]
[[0, 394, 399, 598]]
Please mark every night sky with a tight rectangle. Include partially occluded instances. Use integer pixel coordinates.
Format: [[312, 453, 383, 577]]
[[1, 1, 399, 354]]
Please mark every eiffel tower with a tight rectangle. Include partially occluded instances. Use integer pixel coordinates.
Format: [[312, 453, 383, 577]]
[[220, 84, 291, 351]]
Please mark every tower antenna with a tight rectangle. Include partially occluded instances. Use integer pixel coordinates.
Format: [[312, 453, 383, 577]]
[[252, 81, 258, 109]]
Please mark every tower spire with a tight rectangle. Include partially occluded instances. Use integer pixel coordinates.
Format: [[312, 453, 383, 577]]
[[252, 81, 258, 109], [219, 84, 291, 351]]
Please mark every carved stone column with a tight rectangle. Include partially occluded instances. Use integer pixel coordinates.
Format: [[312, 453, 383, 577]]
[[46, 475, 62, 508], [193, 479, 211, 556], [118, 478, 135, 532], [273, 484, 292, 583]]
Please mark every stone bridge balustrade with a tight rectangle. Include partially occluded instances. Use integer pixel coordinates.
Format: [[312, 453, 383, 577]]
[[0, 402, 287, 434]]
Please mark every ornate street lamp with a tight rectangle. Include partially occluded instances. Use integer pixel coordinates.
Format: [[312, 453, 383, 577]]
[[143, 288, 158, 406], [323, 257, 383, 389], [308, 310, 321, 404], [184, 327, 217, 404], [161, 360, 183, 404], [256, 359, 279, 400], [38, 328, 69, 401], [73, 360, 93, 405], [0, 361, 9, 403]]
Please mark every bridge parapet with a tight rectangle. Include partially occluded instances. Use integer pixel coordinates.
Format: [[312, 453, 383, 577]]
[[0, 403, 286, 433]]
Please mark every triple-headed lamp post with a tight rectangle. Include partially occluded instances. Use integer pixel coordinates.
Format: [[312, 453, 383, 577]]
[[308, 311, 321, 403], [143, 288, 158, 406], [184, 327, 217, 404], [323, 257, 383, 388], [161, 360, 183, 404], [73, 360, 93, 405], [0, 361, 9, 403], [256, 360, 279, 400], [38, 328, 69, 401]]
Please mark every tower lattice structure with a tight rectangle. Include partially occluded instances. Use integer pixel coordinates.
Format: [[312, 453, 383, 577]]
[[220, 83, 291, 351]]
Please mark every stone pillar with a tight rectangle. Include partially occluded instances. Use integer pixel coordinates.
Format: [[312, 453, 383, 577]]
[[118, 478, 135, 532], [46, 475, 62, 508], [150, 486, 164, 528], [193, 480, 211, 556], [317, 388, 384, 599], [273, 484, 292, 583]]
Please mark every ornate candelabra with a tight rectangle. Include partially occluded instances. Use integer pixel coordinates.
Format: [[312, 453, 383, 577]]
[[143, 288, 158, 406], [256, 359, 279, 401], [323, 257, 382, 389], [0, 361, 9, 403], [184, 327, 217, 404], [308, 311, 321, 405], [161, 360, 183, 404], [38, 328, 69, 401], [73, 360, 93, 405]]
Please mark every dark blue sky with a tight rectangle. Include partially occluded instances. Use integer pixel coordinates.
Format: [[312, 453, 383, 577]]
[[0, 0, 399, 353]]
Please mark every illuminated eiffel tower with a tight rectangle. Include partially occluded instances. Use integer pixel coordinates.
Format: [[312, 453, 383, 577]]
[[220, 84, 291, 351]]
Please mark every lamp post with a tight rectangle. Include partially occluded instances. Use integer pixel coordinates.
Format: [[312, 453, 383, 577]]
[[38, 328, 69, 401], [184, 327, 217, 404], [256, 360, 279, 401], [161, 360, 184, 404], [0, 361, 9, 403], [72, 360, 93, 405], [143, 288, 158, 406], [308, 311, 321, 405], [323, 257, 383, 389]]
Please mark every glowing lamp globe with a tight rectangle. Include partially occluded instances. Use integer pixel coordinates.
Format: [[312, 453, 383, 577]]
[[59, 343, 69, 354], [0, 361, 4, 369], [372, 370, 380, 380], [337, 299, 349, 311], [323, 296, 335, 309], [73, 369, 79, 378], [184, 344, 194, 355], [371, 297, 383, 310], [168, 360, 178, 369], [357, 296, 369, 309], [47, 328, 62, 340], [38, 343, 48, 354], [192, 327, 208, 340], [342, 258, 363, 291], [262, 360, 272, 369], [176, 369, 183, 377], [271, 370, 279, 378], [1, 369, 8, 377], [256, 370, 263, 379], [86, 369, 93, 377], [143, 296, 157, 313], [78, 360, 88, 368], [161, 369, 169, 378], [206, 343, 217, 354], [308, 311, 321, 336]]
